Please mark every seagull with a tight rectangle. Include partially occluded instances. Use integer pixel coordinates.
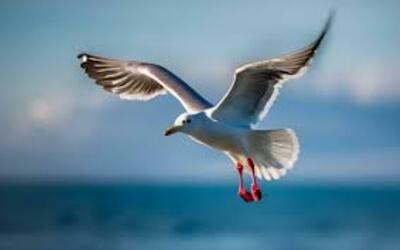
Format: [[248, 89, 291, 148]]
[[78, 15, 331, 203]]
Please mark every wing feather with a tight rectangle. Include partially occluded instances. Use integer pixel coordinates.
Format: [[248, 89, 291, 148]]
[[210, 14, 332, 127], [78, 53, 211, 112]]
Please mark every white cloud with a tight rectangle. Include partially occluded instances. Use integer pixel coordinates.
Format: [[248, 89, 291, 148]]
[[28, 95, 74, 127], [288, 61, 400, 105], [290, 147, 400, 183], [30, 99, 58, 126], [347, 64, 400, 104]]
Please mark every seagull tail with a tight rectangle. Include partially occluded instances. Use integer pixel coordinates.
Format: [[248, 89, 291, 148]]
[[246, 129, 300, 181]]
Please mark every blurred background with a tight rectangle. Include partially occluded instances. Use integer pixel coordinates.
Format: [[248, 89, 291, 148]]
[[0, 0, 399, 249]]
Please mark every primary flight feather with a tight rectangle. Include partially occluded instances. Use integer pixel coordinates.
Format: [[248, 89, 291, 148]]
[[78, 15, 332, 203]]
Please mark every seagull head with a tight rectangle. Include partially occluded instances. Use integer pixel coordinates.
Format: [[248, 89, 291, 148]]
[[164, 113, 197, 136]]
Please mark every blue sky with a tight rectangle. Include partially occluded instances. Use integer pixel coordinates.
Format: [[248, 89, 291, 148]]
[[0, 0, 399, 183]]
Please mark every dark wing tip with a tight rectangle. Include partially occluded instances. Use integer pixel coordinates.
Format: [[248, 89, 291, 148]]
[[77, 53, 87, 59], [77, 53, 95, 62], [311, 10, 335, 51], [294, 11, 333, 70], [77, 53, 88, 69]]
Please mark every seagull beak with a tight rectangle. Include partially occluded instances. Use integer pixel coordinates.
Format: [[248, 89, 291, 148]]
[[164, 125, 179, 136]]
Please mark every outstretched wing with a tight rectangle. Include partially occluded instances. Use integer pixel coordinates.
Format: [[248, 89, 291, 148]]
[[210, 15, 332, 127], [78, 53, 212, 113]]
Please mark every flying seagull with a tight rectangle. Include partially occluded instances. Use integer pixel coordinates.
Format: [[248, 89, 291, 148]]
[[78, 15, 331, 203]]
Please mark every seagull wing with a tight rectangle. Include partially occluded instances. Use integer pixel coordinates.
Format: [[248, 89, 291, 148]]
[[78, 53, 212, 113], [210, 15, 332, 127]]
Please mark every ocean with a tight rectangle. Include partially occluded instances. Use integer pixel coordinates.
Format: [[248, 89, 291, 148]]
[[0, 183, 399, 250]]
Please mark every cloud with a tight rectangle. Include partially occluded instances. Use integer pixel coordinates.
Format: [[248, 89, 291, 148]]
[[348, 65, 400, 104], [29, 98, 70, 127], [291, 147, 400, 183], [286, 61, 400, 105]]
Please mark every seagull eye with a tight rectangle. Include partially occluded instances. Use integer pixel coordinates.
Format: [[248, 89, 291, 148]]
[[182, 120, 186, 124]]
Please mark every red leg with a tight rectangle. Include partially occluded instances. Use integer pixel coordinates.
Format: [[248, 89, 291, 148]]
[[236, 162, 254, 203], [247, 158, 262, 201]]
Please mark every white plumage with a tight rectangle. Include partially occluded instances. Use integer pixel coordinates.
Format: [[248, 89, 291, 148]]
[[78, 14, 332, 202], [247, 129, 299, 181]]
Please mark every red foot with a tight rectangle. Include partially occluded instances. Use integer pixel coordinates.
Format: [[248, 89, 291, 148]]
[[238, 189, 254, 203], [236, 161, 255, 203], [247, 157, 262, 202], [251, 183, 262, 201]]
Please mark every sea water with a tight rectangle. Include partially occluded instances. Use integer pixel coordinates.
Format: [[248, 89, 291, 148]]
[[0, 183, 399, 250]]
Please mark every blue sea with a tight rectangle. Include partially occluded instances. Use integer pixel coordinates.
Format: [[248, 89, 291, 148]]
[[0, 183, 399, 250]]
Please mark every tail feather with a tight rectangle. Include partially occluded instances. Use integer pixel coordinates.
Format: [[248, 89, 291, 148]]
[[247, 129, 299, 181]]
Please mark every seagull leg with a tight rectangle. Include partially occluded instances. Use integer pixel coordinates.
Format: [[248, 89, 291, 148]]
[[247, 158, 262, 201], [236, 162, 254, 203]]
